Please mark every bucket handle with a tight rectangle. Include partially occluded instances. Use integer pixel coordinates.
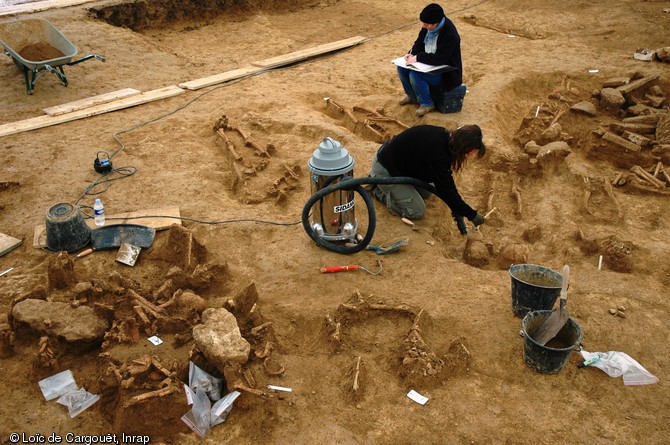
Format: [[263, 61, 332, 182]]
[[519, 330, 583, 351]]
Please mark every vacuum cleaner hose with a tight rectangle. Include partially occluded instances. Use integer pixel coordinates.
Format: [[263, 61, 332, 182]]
[[302, 176, 453, 254]]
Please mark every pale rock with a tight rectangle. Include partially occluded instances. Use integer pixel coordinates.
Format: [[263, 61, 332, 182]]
[[11, 299, 109, 342], [536, 141, 572, 169], [193, 308, 250, 370]]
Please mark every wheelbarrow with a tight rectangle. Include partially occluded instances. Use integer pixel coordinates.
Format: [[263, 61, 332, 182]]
[[0, 18, 105, 95]]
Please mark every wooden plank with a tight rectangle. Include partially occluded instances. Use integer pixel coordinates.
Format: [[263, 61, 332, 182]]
[[42, 88, 141, 116], [33, 207, 181, 248], [251, 36, 367, 69], [0, 232, 23, 257], [616, 74, 660, 95], [179, 65, 264, 91], [602, 132, 641, 152], [0, 0, 98, 17], [0, 86, 185, 138]]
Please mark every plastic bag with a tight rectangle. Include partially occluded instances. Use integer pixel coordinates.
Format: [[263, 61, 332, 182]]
[[38, 370, 78, 401], [56, 387, 100, 418], [188, 362, 222, 401], [181, 361, 241, 436], [181, 369, 241, 438], [210, 391, 241, 427], [580, 350, 659, 386]]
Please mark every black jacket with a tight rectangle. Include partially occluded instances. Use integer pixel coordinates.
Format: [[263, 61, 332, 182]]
[[410, 17, 463, 91], [377, 125, 477, 220]]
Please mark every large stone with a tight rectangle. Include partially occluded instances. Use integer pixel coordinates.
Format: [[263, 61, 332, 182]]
[[570, 101, 597, 116], [11, 299, 109, 342], [523, 140, 541, 156], [536, 141, 572, 170], [540, 123, 562, 144], [192, 308, 250, 370], [600, 88, 626, 109]]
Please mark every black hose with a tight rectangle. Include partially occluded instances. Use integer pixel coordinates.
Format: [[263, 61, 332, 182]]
[[302, 176, 447, 254]]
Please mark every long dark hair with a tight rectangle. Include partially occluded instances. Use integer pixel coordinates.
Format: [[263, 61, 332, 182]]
[[449, 124, 486, 172]]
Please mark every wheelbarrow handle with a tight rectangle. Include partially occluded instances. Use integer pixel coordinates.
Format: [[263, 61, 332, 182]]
[[66, 54, 106, 66]]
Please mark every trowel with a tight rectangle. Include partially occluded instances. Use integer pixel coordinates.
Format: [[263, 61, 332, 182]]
[[467, 207, 497, 241], [75, 224, 156, 259], [532, 264, 570, 346]]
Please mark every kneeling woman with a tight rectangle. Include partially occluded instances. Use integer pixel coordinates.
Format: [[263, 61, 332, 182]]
[[369, 124, 486, 227]]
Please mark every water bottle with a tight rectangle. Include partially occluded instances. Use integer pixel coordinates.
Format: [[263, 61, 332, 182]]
[[93, 198, 105, 226]]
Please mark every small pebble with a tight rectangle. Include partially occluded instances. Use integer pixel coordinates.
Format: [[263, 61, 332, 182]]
[[615, 310, 627, 318], [618, 305, 626, 312], [609, 308, 617, 315]]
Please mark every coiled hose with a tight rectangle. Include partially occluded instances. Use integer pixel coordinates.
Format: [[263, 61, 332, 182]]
[[301, 176, 467, 254]]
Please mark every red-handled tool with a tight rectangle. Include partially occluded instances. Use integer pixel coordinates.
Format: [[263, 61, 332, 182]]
[[320, 260, 383, 275], [76, 248, 94, 260], [321, 265, 361, 273]]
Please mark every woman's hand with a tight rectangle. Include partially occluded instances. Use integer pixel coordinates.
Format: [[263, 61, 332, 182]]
[[404, 54, 418, 64]]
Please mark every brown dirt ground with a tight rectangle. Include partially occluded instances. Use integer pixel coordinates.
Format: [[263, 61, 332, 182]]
[[1, 0, 669, 444]]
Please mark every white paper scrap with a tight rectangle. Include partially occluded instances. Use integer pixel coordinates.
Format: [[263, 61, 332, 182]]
[[407, 389, 429, 405], [589, 69, 599, 73], [267, 385, 292, 392], [148, 335, 163, 346]]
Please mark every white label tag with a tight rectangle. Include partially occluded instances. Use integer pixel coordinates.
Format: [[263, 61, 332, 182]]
[[267, 385, 292, 392], [147, 335, 163, 346], [407, 390, 428, 405]]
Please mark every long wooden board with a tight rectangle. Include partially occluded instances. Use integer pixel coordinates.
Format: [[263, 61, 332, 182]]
[[179, 66, 264, 91], [0, 0, 98, 17], [616, 74, 660, 95], [181, 36, 367, 90], [0, 86, 184, 138], [33, 207, 182, 248], [252, 36, 367, 69], [42, 88, 141, 116], [0, 232, 23, 257]]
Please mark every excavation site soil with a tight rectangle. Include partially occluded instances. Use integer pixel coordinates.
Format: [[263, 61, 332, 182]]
[[1, 0, 669, 443]]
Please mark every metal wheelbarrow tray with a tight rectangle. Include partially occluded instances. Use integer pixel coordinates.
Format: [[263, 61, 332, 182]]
[[0, 18, 105, 94]]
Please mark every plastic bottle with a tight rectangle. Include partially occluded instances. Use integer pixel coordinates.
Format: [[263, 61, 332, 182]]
[[93, 198, 105, 226]]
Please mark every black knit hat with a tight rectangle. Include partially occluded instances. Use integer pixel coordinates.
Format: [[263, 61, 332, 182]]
[[420, 3, 444, 24]]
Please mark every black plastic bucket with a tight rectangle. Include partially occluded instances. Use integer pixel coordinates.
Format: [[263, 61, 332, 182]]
[[509, 264, 563, 317], [521, 310, 583, 374], [45, 203, 91, 252]]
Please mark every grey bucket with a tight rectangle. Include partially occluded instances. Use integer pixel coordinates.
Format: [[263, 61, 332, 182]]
[[45, 202, 91, 252], [521, 310, 583, 374], [509, 264, 563, 317]]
